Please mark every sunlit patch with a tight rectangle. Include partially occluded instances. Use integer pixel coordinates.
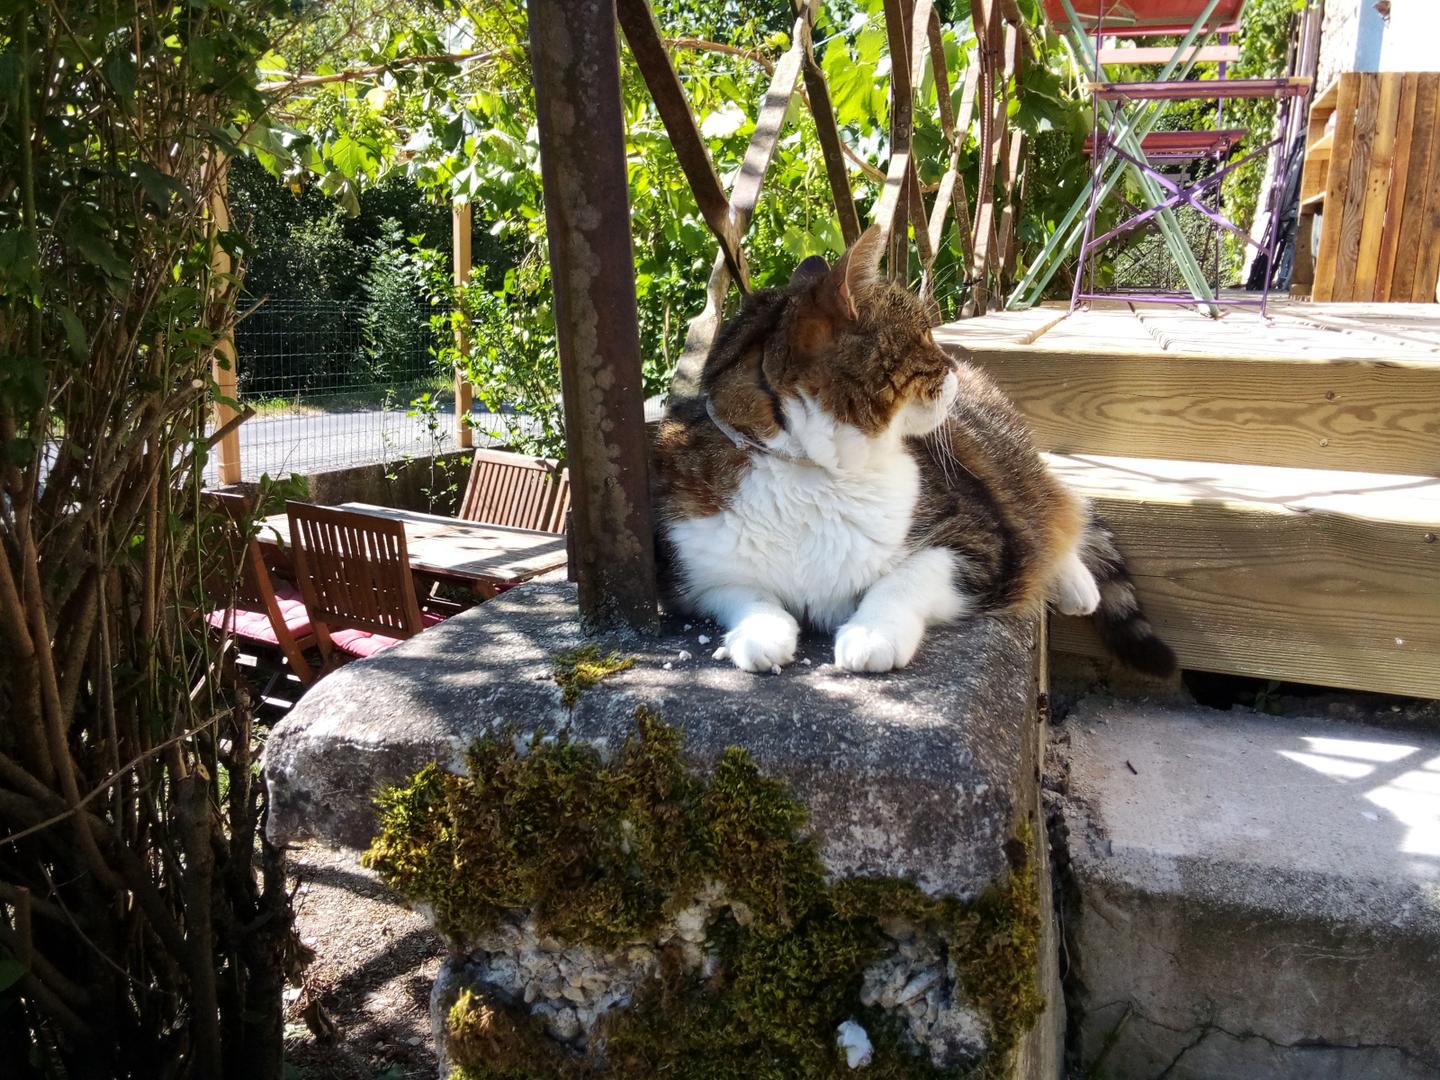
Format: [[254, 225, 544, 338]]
[[1278, 735, 1440, 864], [1367, 774, 1440, 858], [1302, 736, 1418, 763], [1278, 751, 1378, 781]]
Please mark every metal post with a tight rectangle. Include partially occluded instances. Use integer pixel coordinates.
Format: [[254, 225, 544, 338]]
[[452, 201, 474, 450], [527, 0, 659, 631]]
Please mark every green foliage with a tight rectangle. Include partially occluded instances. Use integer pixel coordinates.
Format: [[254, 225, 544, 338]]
[[366, 707, 1043, 1078], [1, 0, 299, 1074], [246, 0, 1093, 455], [360, 218, 445, 382]]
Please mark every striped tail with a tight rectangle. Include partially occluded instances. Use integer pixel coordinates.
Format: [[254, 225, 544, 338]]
[[1079, 514, 1177, 678]]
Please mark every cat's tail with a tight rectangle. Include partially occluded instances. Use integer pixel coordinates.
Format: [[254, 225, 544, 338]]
[[1079, 513, 1177, 678]]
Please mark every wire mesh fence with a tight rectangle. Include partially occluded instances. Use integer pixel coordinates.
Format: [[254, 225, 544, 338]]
[[205, 297, 505, 482]]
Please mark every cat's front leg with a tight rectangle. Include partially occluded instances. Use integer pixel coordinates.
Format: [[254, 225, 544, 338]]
[[692, 584, 800, 673], [834, 548, 968, 673]]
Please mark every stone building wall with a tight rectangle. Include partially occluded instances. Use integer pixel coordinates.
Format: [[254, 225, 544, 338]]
[[1316, 0, 1363, 91]]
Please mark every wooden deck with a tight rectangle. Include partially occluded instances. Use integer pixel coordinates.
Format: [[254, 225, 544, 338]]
[[937, 301, 1440, 475], [938, 301, 1440, 698]]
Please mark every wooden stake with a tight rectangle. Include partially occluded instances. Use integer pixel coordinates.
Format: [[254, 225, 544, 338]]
[[452, 201, 474, 450], [209, 165, 241, 486]]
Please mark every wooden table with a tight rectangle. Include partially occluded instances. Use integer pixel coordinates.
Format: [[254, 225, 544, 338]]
[[259, 502, 568, 594]]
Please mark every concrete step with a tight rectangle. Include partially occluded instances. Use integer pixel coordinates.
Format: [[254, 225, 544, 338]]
[[1054, 696, 1440, 1080], [1044, 452, 1440, 699], [941, 303, 1440, 476]]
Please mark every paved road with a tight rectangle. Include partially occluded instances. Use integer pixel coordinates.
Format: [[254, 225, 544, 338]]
[[208, 398, 666, 482]]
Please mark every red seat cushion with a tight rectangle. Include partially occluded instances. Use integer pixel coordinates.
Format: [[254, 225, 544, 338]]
[[328, 611, 446, 659], [206, 583, 312, 646]]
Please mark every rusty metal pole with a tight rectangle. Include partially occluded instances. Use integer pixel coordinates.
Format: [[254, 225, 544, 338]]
[[527, 0, 659, 632]]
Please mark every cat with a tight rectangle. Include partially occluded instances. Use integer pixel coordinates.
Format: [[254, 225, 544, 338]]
[[652, 225, 1175, 678]]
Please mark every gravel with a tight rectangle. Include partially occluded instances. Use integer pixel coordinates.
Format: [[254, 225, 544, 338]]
[[283, 843, 443, 1080]]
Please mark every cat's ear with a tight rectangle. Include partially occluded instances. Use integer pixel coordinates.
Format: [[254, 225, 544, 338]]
[[790, 255, 830, 288], [823, 224, 885, 321]]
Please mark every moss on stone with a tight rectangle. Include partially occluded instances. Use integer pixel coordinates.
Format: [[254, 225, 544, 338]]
[[367, 708, 1042, 1078], [550, 646, 635, 708], [449, 989, 571, 1078]]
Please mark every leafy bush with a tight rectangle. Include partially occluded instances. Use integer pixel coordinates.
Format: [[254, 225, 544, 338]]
[[0, 2, 301, 1076], [360, 217, 445, 384]]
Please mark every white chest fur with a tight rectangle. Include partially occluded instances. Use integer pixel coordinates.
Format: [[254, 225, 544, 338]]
[[667, 446, 921, 631]]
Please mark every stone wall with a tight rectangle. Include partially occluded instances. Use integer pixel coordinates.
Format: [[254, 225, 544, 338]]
[[1317, 0, 1362, 90], [303, 449, 472, 515]]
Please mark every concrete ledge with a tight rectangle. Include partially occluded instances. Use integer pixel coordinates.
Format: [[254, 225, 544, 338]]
[[265, 580, 1041, 899], [1057, 697, 1440, 1080]]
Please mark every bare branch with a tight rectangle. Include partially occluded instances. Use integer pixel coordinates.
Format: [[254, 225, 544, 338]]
[[259, 48, 512, 94]]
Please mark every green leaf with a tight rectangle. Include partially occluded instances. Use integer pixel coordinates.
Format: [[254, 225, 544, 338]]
[[56, 306, 87, 360], [0, 50, 22, 104], [0, 950, 23, 996], [104, 51, 137, 100], [71, 229, 131, 282], [190, 36, 216, 79], [133, 161, 188, 210], [328, 134, 372, 178], [0, 230, 39, 300]]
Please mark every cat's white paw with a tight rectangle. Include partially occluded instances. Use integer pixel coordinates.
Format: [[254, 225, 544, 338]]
[[1054, 552, 1101, 616], [725, 612, 799, 672], [833, 621, 919, 673]]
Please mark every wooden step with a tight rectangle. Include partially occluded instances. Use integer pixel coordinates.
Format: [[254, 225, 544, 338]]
[[1046, 453, 1440, 698], [939, 303, 1440, 476]]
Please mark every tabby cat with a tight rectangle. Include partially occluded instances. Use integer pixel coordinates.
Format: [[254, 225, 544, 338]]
[[652, 225, 1174, 677]]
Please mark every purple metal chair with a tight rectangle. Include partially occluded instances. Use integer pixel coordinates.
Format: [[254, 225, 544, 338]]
[[1045, 0, 1312, 313]]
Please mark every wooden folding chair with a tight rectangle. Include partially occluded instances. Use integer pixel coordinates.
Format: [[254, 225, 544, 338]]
[[204, 491, 318, 691], [459, 449, 570, 534], [286, 501, 443, 668]]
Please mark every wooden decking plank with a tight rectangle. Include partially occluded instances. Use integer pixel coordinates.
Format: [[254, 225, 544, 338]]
[[1312, 75, 1360, 302], [1351, 73, 1404, 302], [1031, 310, 1158, 350], [1389, 74, 1439, 302], [960, 346, 1440, 475], [1413, 75, 1440, 305], [1330, 73, 1382, 302], [1373, 73, 1420, 303], [934, 308, 1070, 346], [1272, 308, 1440, 353], [1046, 453, 1440, 699], [1127, 308, 1414, 358]]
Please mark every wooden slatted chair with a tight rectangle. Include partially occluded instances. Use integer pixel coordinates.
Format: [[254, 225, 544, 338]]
[[286, 502, 443, 668], [205, 491, 318, 689], [459, 449, 570, 534]]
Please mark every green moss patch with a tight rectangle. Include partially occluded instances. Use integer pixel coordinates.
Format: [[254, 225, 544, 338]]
[[550, 646, 635, 708], [365, 708, 1042, 1078]]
